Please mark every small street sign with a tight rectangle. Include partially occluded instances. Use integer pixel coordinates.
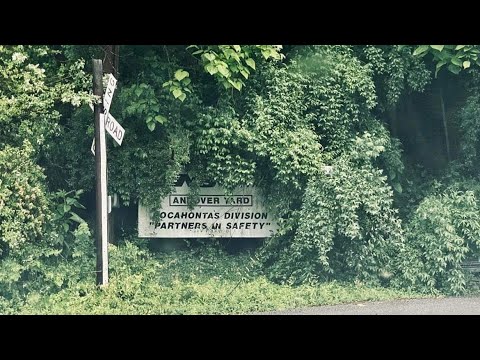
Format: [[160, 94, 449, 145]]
[[91, 112, 125, 154], [89, 74, 125, 155], [103, 74, 117, 116]]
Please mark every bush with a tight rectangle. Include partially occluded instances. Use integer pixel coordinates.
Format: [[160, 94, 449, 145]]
[[13, 239, 423, 315], [261, 132, 405, 286], [0, 147, 93, 306], [0, 141, 50, 254], [397, 189, 480, 295], [0, 220, 94, 310]]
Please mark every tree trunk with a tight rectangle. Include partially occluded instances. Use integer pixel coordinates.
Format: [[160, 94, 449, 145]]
[[388, 106, 398, 138], [439, 86, 451, 162]]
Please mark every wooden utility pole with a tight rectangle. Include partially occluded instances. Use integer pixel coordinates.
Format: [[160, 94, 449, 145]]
[[93, 59, 109, 286], [102, 45, 120, 244], [102, 45, 120, 78]]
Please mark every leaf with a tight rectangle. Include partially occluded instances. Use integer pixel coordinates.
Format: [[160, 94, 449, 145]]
[[240, 69, 249, 79], [451, 57, 462, 66], [413, 45, 429, 56], [204, 53, 216, 62], [69, 212, 84, 223], [393, 182, 402, 193], [216, 64, 229, 77], [221, 80, 230, 89], [64, 204, 71, 213], [229, 80, 242, 91], [73, 200, 86, 209], [57, 234, 64, 245], [231, 52, 241, 63], [463, 60, 471, 69], [182, 78, 191, 86], [222, 48, 232, 59], [134, 87, 142, 97], [63, 223, 69, 232], [205, 63, 218, 75], [245, 58, 256, 70], [178, 93, 186, 102], [172, 88, 182, 99], [447, 63, 461, 74], [430, 45, 445, 52], [192, 50, 203, 55], [147, 120, 155, 131], [437, 50, 451, 61], [174, 69, 189, 81], [233, 45, 241, 52], [155, 115, 167, 123], [455, 45, 466, 50]]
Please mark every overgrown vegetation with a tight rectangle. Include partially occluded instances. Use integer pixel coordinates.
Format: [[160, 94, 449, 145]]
[[2, 44, 480, 314], [398, 190, 480, 294], [261, 132, 404, 286], [3, 239, 425, 315]]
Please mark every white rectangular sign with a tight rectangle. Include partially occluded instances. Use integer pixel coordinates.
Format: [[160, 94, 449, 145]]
[[91, 112, 125, 154], [138, 183, 278, 238], [103, 74, 117, 116], [104, 112, 125, 145], [89, 75, 125, 155]]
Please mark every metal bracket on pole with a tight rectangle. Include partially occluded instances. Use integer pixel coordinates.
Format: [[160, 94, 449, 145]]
[[108, 195, 112, 214]]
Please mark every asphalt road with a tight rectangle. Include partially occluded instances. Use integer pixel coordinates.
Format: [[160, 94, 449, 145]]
[[256, 296, 480, 315]]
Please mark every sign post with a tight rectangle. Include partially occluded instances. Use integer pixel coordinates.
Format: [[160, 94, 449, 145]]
[[93, 59, 109, 286]]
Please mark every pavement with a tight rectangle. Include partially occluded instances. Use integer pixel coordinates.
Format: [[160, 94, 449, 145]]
[[255, 296, 480, 315]]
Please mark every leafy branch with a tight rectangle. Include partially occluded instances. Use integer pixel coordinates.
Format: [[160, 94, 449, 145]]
[[413, 45, 480, 77], [163, 45, 284, 100]]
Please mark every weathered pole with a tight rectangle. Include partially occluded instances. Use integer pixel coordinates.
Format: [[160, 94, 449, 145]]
[[102, 45, 120, 244], [93, 59, 109, 285], [102, 45, 119, 78]]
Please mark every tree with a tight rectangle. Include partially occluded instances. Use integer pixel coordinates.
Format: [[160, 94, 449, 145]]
[[413, 45, 480, 162], [0, 46, 93, 302]]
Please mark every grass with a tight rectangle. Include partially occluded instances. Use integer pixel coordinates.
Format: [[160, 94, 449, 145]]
[[7, 240, 430, 315]]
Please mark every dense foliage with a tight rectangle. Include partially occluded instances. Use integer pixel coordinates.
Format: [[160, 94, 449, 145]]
[[262, 132, 404, 286], [398, 190, 480, 294], [2, 239, 423, 315], [2, 44, 480, 314], [0, 141, 49, 253]]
